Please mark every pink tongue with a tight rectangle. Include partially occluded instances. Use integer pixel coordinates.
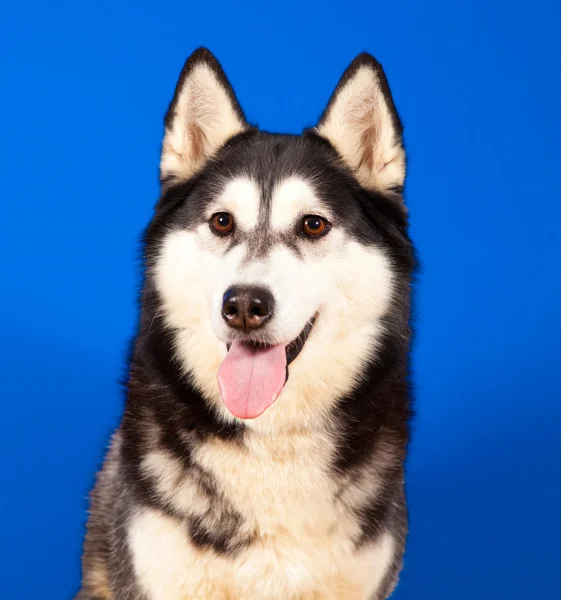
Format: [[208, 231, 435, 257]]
[[217, 342, 287, 419]]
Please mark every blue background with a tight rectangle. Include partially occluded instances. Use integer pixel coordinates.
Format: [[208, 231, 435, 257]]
[[1, 1, 560, 598]]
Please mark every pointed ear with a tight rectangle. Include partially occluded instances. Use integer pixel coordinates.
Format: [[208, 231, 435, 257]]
[[160, 48, 249, 184], [315, 54, 405, 192]]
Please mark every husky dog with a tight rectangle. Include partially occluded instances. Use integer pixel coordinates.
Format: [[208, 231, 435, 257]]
[[76, 47, 416, 600]]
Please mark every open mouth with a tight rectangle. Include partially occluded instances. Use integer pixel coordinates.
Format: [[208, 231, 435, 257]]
[[285, 315, 316, 366], [226, 315, 316, 366], [218, 315, 317, 420]]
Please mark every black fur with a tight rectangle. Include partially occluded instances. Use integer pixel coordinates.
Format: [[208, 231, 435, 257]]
[[77, 47, 416, 599]]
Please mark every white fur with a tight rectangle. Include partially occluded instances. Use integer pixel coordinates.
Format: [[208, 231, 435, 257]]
[[150, 170, 397, 597], [155, 174, 394, 432], [133, 388, 399, 599], [85, 51, 408, 600], [317, 65, 405, 191], [210, 177, 261, 230], [142, 450, 213, 517], [160, 62, 247, 182], [129, 504, 395, 599], [270, 177, 328, 230]]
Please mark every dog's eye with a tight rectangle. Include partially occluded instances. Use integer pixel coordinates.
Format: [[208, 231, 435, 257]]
[[210, 212, 235, 236], [302, 215, 330, 238]]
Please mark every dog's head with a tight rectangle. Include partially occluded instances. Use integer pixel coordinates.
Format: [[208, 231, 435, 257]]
[[144, 48, 414, 428]]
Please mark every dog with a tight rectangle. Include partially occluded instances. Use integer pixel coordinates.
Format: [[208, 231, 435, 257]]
[[76, 47, 416, 600]]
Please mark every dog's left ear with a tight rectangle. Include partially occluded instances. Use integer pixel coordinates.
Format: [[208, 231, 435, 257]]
[[160, 48, 249, 184], [315, 53, 405, 193]]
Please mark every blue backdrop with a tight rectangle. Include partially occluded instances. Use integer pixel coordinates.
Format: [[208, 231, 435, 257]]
[[1, 1, 560, 598]]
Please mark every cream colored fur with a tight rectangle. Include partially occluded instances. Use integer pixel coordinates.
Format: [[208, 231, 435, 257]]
[[160, 62, 247, 182], [139, 174, 398, 598], [130, 505, 395, 600], [317, 65, 405, 192], [154, 176, 394, 434], [125, 57, 402, 600]]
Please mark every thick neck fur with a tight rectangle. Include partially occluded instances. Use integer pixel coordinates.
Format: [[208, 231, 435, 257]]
[[120, 278, 412, 491]]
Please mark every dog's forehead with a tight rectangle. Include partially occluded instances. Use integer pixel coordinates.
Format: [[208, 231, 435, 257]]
[[218, 175, 325, 231], [216, 178, 261, 230], [270, 178, 325, 229]]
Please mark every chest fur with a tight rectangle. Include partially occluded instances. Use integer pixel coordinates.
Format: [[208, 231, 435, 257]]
[[143, 431, 352, 541], [197, 432, 348, 537], [130, 432, 394, 599]]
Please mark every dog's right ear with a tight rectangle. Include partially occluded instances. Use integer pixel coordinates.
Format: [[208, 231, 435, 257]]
[[160, 48, 249, 185]]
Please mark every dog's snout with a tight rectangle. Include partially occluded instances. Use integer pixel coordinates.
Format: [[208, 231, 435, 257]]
[[222, 286, 274, 331]]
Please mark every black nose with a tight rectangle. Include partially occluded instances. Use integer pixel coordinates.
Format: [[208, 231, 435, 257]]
[[222, 286, 274, 331]]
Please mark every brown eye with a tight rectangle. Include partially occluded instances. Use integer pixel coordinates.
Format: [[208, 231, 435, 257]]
[[210, 212, 234, 236], [302, 215, 330, 238]]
